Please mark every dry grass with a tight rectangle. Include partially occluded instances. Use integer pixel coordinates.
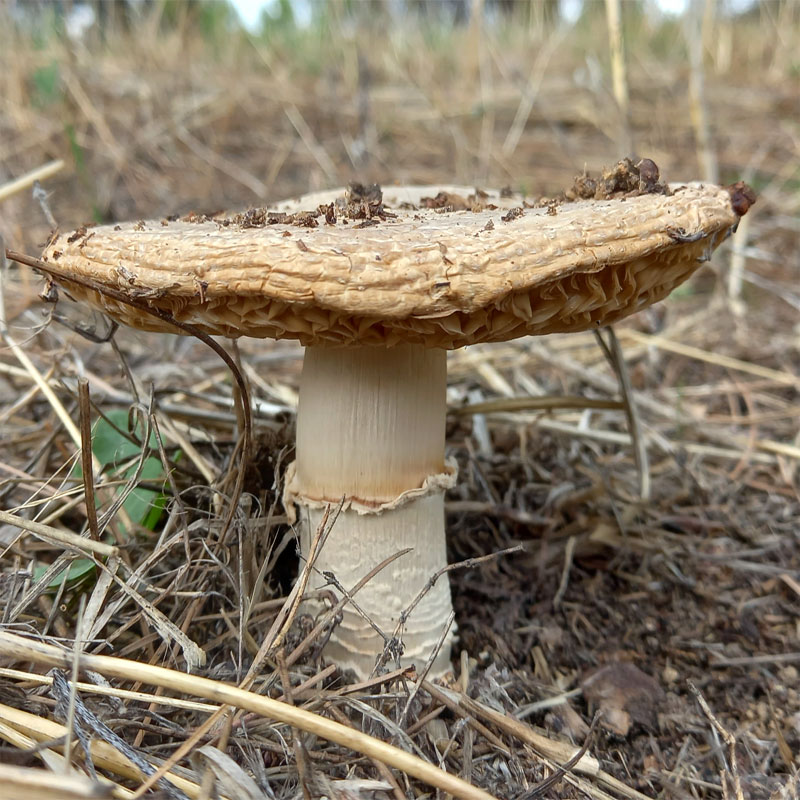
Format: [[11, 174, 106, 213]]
[[0, 2, 799, 799]]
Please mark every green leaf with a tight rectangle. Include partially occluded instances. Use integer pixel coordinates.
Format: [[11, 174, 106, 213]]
[[33, 558, 96, 592], [79, 408, 170, 534]]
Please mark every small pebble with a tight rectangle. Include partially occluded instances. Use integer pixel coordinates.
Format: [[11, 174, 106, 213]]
[[779, 665, 798, 685], [662, 665, 679, 684]]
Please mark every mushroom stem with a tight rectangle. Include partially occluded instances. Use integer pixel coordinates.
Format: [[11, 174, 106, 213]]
[[289, 344, 454, 676]]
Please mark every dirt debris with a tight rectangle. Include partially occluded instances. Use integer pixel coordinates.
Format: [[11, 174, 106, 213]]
[[419, 188, 497, 212], [581, 661, 665, 736], [566, 157, 671, 201]]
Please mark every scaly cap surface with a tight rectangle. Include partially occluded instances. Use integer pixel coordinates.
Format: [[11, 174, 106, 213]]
[[41, 182, 747, 349]]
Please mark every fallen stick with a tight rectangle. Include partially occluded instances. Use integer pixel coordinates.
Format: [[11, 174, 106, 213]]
[[0, 160, 64, 203]]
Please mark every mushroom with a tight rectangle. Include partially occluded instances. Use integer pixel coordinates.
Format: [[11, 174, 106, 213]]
[[36, 177, 753, 677]]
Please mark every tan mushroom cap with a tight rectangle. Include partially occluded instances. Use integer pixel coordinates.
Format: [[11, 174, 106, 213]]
[[42, 183, 743, 349]]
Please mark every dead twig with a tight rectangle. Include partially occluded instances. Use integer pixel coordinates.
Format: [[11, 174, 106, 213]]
[[689, 682, 745, 800]]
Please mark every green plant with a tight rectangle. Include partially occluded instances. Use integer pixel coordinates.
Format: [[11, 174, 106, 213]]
[[88, 408, 170, 534], [31, 60, 61, 106], [34, 409, 172, 593]]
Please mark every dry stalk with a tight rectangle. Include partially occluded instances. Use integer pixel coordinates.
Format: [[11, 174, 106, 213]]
[[0, 666, 217, 711], [0, 631, 498, 800], [604, 0, 633, 154], [595, 326, 650, 501], [0, 763, 111, 800], [0, 240, 85, 455], [454, 396, 624, 415], [77, 378, 100, 540], [0, 509, 117, 557], [620, 329, 800, 390], [727, 210, 752, 315], [685, 0, 718, 183], [62, 596, 86, 775], [0, 701, 218, 799], [0, 160, 64, 203], [689, 682, 745, 800]]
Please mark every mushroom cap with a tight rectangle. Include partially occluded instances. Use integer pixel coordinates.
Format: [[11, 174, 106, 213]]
[[41, 183, 744, 349]]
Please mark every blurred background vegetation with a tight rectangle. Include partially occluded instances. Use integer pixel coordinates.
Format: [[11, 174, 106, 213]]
[[1, 0, 797, 251]]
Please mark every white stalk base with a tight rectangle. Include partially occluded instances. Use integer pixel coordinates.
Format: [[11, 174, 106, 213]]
[[292, 487, 455, 676], [287, 344, 455, 677]]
